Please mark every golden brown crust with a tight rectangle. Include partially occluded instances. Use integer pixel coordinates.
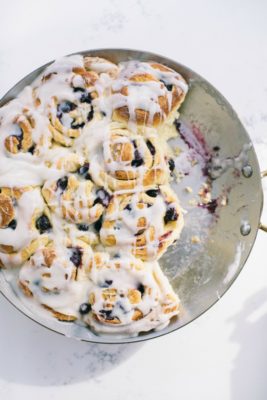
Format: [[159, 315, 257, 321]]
[[92, 128, 169, 190], [4, 114, 33, 154], [0, 193, 15, 227], [1, 56, 186, 331], [42, 174, 105, 224], [112, 61, 187, 127], [100, 186, 184, 260], [42, 304, 77, 322], [19, 280, 33, 297]]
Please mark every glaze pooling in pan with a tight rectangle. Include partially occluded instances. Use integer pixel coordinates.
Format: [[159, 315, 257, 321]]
[[0, 54, 188, 336]]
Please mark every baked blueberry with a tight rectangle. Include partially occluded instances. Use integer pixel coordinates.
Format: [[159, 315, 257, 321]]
[[100, 279, 113, 288], [79, 303, 91, 315], [146, 140, 156, 156], [69, 247, 82, 267], [77, 163, 91, 180], [99, 309, 113, 320], [174, 119, 181, 130], [87, 108, 94, 122], [8, 219, 17, 230], [168, 158, 175, 173], [71, 121, 85, 129], [57, 101, 77, 114], [28, 144, 36, 154], [160, 80, 173, 91], [93, 188, 111, 207], [57, 176, 68, 191], [137, 283, 145, 295], [146, 189, 159, 198], [164, 207, 178, 224], [77, 163, 89, 175], [77, 223, 89, 231], [80, 92, 92, 104], [94, 216, 103, 232], [131, 150, 144, 167], [35, 215, 52, 234], [73, 87, 85, 93]]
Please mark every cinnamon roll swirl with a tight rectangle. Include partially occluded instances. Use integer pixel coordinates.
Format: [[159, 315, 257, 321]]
[[42, 173, 111, 225], [19, 240, 93, 321], [1, 107, 52, 158], [81, 253, 180, 334], [0, 54, 189, 337], [87, 127, 170, 191], [100, 185, 184, 260], [111, 61, 188, 128], [0, 186, 51, 267]]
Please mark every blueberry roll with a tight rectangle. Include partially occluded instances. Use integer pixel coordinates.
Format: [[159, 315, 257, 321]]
[[42, 174, 111, 225], [82, 254, 180, 335], [100, 186, 184, 260], [111, 61, 188, 128], [0, 187, 51, 267], [88, 127, 170, 191], [19, 241, 93, 321]]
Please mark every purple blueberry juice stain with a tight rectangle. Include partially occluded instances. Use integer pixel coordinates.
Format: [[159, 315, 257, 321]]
[[198, 199, 218, 215], [173, 119, 252, 219]]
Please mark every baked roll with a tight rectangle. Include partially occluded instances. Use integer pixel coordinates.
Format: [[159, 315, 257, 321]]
[[100, 185, 184, 260], [0, 103, 52, 158], [42, 173, 111, 225], [0, 54, 189, 336], [33, 55, 119, 148], [81, 253, 180, 334], [33, 57, 99, 147], [0, 187, 51, 267], [111, 60, 188, 128], [19, 240, 93, 321], [48, 94, 95, 147], [87, 126, 170, 191]]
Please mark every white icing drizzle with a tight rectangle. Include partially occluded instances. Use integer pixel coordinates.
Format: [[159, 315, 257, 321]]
[[109, 60, 188, 128], [0, 55, 188, 336], [84, 254, 179, 335], [100, 187, 184, 260], [0, 188, 44, 250], [19, 242, 93, 317]]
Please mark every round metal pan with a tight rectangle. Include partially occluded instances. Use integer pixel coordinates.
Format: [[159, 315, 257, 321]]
[[0, 49, 264, 344]]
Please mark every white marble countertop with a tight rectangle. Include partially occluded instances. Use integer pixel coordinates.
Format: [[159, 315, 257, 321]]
[[1, 1, 267, 399]]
